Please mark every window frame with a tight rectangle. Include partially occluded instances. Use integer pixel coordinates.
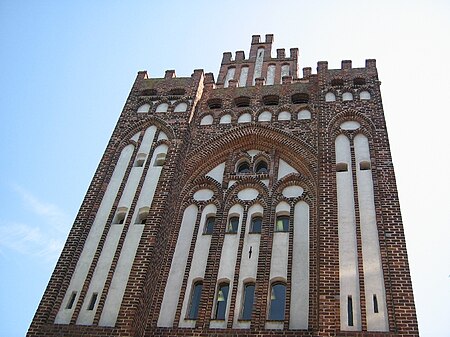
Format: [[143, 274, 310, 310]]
[[187, 281, 203, 320], [268, 282, 286, 321], [203, 216, 215, 235], [214, 282, 230, 320], [240, 282, 255, 320], [250, 216, 262, 234], [275, 215, 289, 232], [226, 216, 239, 234]]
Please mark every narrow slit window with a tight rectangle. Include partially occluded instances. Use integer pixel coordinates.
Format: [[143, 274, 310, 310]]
[[215, 283, 229, 320], [135, 208, 149, 224], [241, 283, 255, 320], [227, 216, 239, 233], [154, 153, 166, 167], [336, 162, 348, 172], [187, 281, 203, 319], [373, 294, 379, 313], [87, 293, 98, 311], [66, 291, 77, 309], [347, 295, 354, 327]]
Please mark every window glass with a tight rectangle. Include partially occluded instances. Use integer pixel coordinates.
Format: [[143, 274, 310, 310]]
[[204, 216, 215, 234], [187, 281, 203, 319], [237, 162, 250, 173], [268, 283, 286, 320], [241, 283, 255, 320], [250, 216, 262, 233], [275, 215, 289, 232], [215, 283, 229, 320], [255, 161, 268, 174], [227, 217, 239, 233]]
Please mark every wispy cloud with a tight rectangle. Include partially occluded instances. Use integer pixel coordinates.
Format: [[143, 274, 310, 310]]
[[0, 185, 71, 262]]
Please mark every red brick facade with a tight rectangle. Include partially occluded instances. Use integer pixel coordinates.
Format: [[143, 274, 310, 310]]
[[28, 35, 419, 337]]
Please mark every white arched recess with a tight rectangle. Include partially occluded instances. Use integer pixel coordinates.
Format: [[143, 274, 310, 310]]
[[158, 204, 199, 327], [99, 128, 169, 326], [210, 204, 244, 329], [178, 204, 217, 328], [354, 134, 388, 331], [233, 203, 263, 329], [335, 134, 362, 331], [55, 142, 135, 324]]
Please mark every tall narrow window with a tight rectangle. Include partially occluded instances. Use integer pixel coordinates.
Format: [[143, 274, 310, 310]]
[[373, 294, 379, 313], [87, 293, 98, 311], [250, 216, 262, 233], [215, 283, 229, 320], [347, 295, 354, 326], [275, 215, 289, 232], [204, 216, 215, 235], [227, 216, 239, 233], [187, 281, 203, 320], [66, 291, 77, 309], [241, 283, 255, 320], [268, 283, 286, 320]]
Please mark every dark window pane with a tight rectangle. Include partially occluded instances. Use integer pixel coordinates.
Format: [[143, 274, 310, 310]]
[[241, 284, 255, 320], [238, 162, 250, 173], [204, 217, 215, 234], [275, 215, 289, 232], [188, 282, 203, 319], [347, 295, 354, 326], [250, 217, 262, 233], [255, 161, 268, 173], [227, 217, 239, 233], [268, 283, 286, 320], [215, 283, 229, 320]]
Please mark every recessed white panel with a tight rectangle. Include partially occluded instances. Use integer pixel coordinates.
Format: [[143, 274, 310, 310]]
[[282, 186, 304, 198], [193, 189, 214, 201], [237, 188, 259, 201], [340, 121, 361, 130]]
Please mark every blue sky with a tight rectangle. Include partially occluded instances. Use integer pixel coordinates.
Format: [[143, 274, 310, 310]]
[[1, 1, 449, 336]]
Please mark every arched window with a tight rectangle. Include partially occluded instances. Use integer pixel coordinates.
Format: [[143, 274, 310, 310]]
[[227, 216, 239, 233], [215, 282, 230, 320], [250, 216, 262, 233], [187, 281, 203, 319], [255, 161, 268, 174], [204, 216, 215, 234], [200, 115, 213, 125], [275, 215, 289, 232], [325, 92, 336, 102], [113, 208, 127, 224], [219, 114, 232, 124], [360, 91, 371, 100], [174, 102, 188, 112], [155, 103, 169, 112], [241, 283, 255, 320], [135, 207, 149, 224], [298, 109, 311, 120], [268, 282, 286, 320], [237, 161, 251, 174]]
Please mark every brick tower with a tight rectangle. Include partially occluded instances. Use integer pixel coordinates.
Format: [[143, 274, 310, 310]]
[[28, 34, 419, 337]]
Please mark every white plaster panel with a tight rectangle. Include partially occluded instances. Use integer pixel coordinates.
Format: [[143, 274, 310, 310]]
[[290, 201, 309, 329], [137, 103, 150, 113], [335, 134, 362, 331], [252, 48, 265, 85], [155, 103, 169, 112], [270, 231, 289, 279], [99, 225, 144, 326], [131, 132, 140, 142], [265, 321, 284, 330], [340, 121, 361, 131], [149, 144, 168, 167], [261, 179, 269, 187], [239, 66, 249, 87], [200, 115, 213, 125], [282, 185, 304, 198], [224, 67, 236, 88], [325, 92, 336, 102], [137, 126, 157, 156], [228, 180, 236, 188], [206, 162, 225, 184], [179, 204, 215, 327], [117, 169, 141, 208], [157, 205, 198, 327], [276, 201, 290, 214], [266, 65, 276, 85], [55, 144, 134, 324], [233, 204, 262, 328], [219, 114, 231, 124], [258, 111, 272, 122], [298, 109, 311, 120], [237, 188, 259, 201], [278, 111, 291, 121], [193, 189, 214, 201], [77, 225, 123, 325], [343, 92, 354, 101], [238, 113, 252, 123], [246, 149, 259, 157], [281, 64, 290, 78], [354, 134, 388, 331], [360, 91, 371, 100], [277, 159, 298, 180], [210, 320, 227, 329], [174, 102, 188, 112], [157, 131, 168, 141]]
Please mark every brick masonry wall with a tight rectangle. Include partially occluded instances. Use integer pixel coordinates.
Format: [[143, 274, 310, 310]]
[[28, 46, 418, 337]]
